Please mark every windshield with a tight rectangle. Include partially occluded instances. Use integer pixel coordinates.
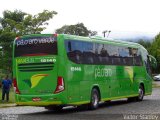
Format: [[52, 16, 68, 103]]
[[14, 36, 57, 57]]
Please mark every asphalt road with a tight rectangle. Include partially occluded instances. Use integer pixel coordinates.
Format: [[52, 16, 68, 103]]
[[154, 81, 160, 86], [0, 87, 160, 120]]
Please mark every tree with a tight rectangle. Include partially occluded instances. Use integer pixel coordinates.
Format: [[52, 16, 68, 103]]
[[0, 10, 26, 33], [0, 30, 16, 72], [23, 10, 57, 34], [0, 9, 57, 73], [136, 39, 151, 53], [56, 23, 97, 36], [0, 10, 57, 35], [89, 30, 98, 36], [150, 33, 160, 72]]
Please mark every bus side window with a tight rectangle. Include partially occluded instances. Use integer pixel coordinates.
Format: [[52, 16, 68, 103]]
[[93, 43, 100, 64], [68, 41, 72, 51], [133, 49, 143, 66], [99, 44, 109, 64], [118, 47, 134, 66], [73, 41, 83, 64], [134, 55, 143, 66], [146, 55, 152, 75], [82, 42, 94, 64], [65, 40, 82, 64]]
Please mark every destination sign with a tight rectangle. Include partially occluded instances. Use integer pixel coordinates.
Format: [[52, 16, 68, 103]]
[[16, 37, 55, 47]]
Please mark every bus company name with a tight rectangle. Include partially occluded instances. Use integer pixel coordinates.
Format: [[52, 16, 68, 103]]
[[16, 58, 56, 64], [95, 67, 112, 79], [16, 37, 55, 46], [16, 58, 34, 64]]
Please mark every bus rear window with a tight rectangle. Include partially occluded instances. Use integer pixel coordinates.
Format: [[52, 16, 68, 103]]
[[14, 36, 57, 57]]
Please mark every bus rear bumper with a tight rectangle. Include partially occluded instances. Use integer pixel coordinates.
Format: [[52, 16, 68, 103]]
[[16, 101, 62, 106], [15, 94, 66, 106]]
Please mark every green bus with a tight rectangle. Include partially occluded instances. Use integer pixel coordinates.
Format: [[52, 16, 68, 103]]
[[12, 34, 156, 110]]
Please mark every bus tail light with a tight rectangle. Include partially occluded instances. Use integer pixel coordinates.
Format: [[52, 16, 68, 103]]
[[53, 33, 58, 37], [54, 76, 64, 94], [13, 78, 20, 94]]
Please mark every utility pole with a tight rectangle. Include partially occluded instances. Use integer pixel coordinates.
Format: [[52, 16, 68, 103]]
[[102, 30, 107, 37], [102, 30, 111, 38], [107, 30, 111, 37]]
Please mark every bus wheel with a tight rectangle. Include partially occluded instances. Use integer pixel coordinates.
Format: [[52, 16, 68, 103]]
[[136, 85, 144, 101], [88, 88, 100, 110]]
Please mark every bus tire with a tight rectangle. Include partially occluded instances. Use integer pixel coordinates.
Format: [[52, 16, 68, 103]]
[[136, 85, 144, 101], [88, 88, 100, 110]]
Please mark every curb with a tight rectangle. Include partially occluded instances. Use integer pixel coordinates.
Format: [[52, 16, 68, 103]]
[[0, 103, 17, 108]]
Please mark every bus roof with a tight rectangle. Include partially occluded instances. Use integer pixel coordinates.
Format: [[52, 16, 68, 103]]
[[61, 34, 145, 49]]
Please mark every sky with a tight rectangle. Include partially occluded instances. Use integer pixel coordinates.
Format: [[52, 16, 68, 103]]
[[0, 0, 160, 38]]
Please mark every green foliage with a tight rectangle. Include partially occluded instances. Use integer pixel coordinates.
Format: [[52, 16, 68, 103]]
[[56, 23, 97, 36], [0, 10, 57, 35], [0, 9, 57, 73], [150, 33, 160, 72], [23, 10, 57, 34], [137, 39, 151, 53], [0, 31, 16, 72], [89, 30, 98, 36], [0, 10, 26, 29], [136, 39, 159, 73]]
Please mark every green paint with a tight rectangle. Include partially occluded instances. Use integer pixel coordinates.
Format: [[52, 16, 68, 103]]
[[12, 34, 153, 107], [23, 79, 31, 87]]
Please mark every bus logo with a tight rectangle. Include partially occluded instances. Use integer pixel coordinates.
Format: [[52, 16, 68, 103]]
[[23, 74, 48, 88], [95, 67, 112, 79], [125, 67, 133, 82]]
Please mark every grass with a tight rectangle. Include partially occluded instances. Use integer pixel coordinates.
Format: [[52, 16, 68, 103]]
[[0, 87, 15, 104]]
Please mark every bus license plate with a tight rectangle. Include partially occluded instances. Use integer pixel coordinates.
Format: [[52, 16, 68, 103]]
[[32, 97, 41, 102]]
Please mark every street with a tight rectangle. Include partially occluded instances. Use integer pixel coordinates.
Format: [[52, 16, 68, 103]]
[[0, 87, 160, 120]]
